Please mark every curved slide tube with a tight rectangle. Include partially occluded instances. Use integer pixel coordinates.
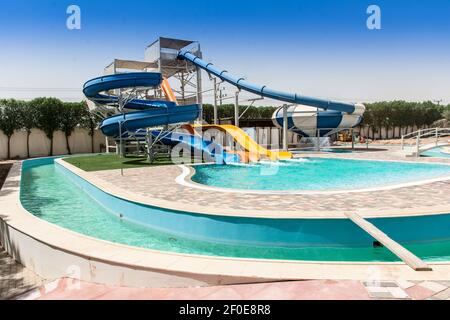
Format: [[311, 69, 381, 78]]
[[83, 72, 240, 164], [178, 51, 365, 115], [198, 124, 292, 161], [83, 72, 201, 137], [272, 106, 363, 137]]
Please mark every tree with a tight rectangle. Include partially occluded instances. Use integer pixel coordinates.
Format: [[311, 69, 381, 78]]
[[0, 99, 23, 159], [59, 102, 84, 154], [33, 97, 64, 156], [19, 101, 37, 158], [444, 107, 450, 122], [80, 102, 102, 153]]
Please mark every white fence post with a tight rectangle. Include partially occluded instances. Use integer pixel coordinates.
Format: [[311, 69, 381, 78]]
[[416, 129, 421, 157]]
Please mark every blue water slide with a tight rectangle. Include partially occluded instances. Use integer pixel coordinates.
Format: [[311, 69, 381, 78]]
[[83, 72, 176, 110], [151, 130, 240, 164], [83, 72, 239, 163], [178, 51, 364, 115]]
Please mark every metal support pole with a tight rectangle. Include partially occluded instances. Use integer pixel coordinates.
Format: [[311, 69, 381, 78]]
[[146, 129, 153, 163], [416, 129, 421, 158], [118, 121, 123, 157], [118, 121, 124, 176], [316, 129, 320, 151], [219, 87, 224, 106], [196, 66, 203, 124], [234, 90, 239, 127], [213, 78, 218, 125], [282, 104, 288, 151], [105, 137, 110, 154], [351, 129, 355, 150], [435, 127, 439, 146]]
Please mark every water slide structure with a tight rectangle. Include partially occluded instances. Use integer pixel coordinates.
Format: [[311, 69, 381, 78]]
[[177, 50, 365, 138], [84, 37, 365, 164], [83, 73, 240, 164]]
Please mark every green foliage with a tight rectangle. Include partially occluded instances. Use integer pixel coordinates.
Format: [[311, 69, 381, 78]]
[[0, 99, 24, 159], [0, 97, 448, 159], [361, 100, 445, 139], [0, 97, 103, 158], [80, 102, 103, 153], [18, 101, 38, 158], [59, 102, 85, 154], [19, 101, 37, 133], [32, 97, 64, 156], [0, 99, 23, 137], [202, 104, 277, 123], [443, 106, 450, 121]]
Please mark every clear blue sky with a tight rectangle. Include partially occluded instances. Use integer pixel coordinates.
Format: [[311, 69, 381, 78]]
[[0, 0, 449, 104]]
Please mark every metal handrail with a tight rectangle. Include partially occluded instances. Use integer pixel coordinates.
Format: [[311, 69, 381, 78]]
[[401, 128, 437, 140], [401, 128, 450, 155]]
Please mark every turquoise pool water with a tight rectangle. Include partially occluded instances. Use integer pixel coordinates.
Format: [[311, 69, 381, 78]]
[[300, 148, 353, 153], [19, 159, 450, 262], [422, 147, 450, 159], [191, 158, 450, 191]]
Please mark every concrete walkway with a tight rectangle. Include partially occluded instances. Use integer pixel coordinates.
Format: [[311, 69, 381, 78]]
[[2, 244, 450, 300], [14, 276, 450, 300]]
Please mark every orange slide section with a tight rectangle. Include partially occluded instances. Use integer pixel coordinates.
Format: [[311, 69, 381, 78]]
[[197, 124, 293, 161], [161, 78, 178, 104]]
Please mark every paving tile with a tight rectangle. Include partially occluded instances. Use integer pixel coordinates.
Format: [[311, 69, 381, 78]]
[[24, 278, 373, 300], [436, 281, 450, 287], [0, 248, 46, 300], [368, 291, 395, 299], [425, 297, 442, 300], [406, 285, 436, 300], [418, 281, 448, 293], [396, 279, 416, 289], [365, 286, 390, 293], [387, 287, 409, 299], [431, 288, 450, 300], [378, 281, 399, 288]]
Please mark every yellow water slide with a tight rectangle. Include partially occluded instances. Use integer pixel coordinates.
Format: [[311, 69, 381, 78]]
[[160, 79, 291, 162], [198, 124, 293, 161]]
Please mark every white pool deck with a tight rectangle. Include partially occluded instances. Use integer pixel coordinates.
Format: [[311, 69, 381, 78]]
[[1, 148, 450, 288]]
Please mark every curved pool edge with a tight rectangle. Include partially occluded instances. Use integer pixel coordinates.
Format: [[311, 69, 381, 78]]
[[4, 161, 450, 286], [53, 159, 450, 219], [177, 164, 450, 218], [179, 160, 450, 196]]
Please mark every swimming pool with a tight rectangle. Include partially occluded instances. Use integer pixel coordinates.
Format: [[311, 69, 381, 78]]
[[293, 148, 354, 154], [191, 158, 450, 191], [18, 158, 450, 263], [422, 147, 450, 159]]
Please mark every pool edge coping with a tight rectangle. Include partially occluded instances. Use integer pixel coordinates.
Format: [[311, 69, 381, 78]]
[[178, 162, 450, 195]]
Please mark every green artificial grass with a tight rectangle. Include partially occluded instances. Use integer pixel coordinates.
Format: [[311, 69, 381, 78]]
[[63, 153, 174, 172]]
